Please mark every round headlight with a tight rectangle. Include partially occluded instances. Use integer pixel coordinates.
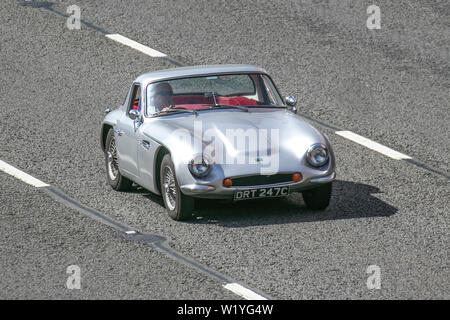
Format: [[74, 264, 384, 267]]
[[188, 155, 212, 177], [306, 144, 329, 167]]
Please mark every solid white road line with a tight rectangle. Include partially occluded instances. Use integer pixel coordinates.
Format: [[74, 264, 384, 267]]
[[105, 34, 167, 57], [223, 283, 268, 300], [335, 130, 412, 160], [0, 160, 49, 188]]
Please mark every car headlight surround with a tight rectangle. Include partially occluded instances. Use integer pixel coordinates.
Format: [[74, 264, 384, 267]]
[[188, 154, 212, 177], [306, 143, 329, 167]]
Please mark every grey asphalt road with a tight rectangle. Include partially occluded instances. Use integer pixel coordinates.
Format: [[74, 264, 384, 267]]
[[0, 0, 448, 299]]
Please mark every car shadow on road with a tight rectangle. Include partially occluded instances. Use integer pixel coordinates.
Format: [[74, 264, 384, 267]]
[[129, 185, 166, 207], [188, 180, 398, 227]]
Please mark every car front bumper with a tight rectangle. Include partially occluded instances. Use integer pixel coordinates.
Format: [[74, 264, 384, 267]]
[[180, 172, 336, 199]]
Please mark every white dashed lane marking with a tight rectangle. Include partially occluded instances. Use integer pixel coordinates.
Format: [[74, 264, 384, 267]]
[[105, 34, 167, 57], [0, 160, 49, 188], [335, 130, 412, 160], [223, 283, 268, 300]]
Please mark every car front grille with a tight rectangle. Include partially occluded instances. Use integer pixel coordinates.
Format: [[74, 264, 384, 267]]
[[231, 173, 293, 187]]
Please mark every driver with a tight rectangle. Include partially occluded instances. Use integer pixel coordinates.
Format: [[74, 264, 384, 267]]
[[149, 82, 174, 112]]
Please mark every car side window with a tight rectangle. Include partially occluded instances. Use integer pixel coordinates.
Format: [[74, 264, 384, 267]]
[[128, 84, 141, 114]]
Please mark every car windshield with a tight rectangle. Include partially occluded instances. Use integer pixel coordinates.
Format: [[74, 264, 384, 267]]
[[146, 73, 285, 115]]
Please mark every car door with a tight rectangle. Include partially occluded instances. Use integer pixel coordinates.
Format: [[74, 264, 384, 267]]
[[135, 126, 160, 193], [114, 83, 141, 178]]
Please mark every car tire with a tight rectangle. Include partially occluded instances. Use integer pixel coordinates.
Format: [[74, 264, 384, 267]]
[[160, 154, 194, 221], [105, 128, 133, 191], [302, 182, 332, 210]]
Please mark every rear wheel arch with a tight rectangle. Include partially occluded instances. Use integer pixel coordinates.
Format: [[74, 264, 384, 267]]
[[104, 128, 132, 191]]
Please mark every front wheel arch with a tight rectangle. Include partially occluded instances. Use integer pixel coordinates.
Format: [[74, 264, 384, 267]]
[[154, 146, 170, 194], [160, 153, 194, 221], [101, 123, 113, 152]]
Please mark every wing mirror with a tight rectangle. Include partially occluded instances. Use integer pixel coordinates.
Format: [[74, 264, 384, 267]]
[[129, 109, 143, 129], [129, 109, 140, 120], [285, 96, 297, 113]]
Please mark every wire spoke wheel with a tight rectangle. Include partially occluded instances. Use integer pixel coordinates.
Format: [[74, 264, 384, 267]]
[[162, 166, 177, 211], [107, 136, 119, 181]]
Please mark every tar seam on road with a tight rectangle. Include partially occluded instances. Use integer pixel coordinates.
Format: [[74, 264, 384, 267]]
[[44, 186, 131, 232], [403, 159, 450, 180], [46, 185, 272, 299], [44, 187, 249, 289], [43, 186, 272, 299]]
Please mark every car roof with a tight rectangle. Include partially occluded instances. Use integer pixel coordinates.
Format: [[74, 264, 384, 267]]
[[135, 64, 268, 85]]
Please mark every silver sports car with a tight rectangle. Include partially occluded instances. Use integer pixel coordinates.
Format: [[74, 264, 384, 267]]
[[100, 65, 335, 220]]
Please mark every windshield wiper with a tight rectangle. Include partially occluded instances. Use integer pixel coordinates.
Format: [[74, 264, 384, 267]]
[[209, 104, 249, 112], [157, 107, 198, 116]]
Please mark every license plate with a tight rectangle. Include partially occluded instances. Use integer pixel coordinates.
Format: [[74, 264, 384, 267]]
[[233, 186, 289, 201]]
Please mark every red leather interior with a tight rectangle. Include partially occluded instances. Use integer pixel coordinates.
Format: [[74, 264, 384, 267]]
[[132, 100, 139, 110], [216, 96, 258, 106]]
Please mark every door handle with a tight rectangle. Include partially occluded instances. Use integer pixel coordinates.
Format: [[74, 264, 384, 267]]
[[114, 128, 123, 136], [140, 140, 151, 150]]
